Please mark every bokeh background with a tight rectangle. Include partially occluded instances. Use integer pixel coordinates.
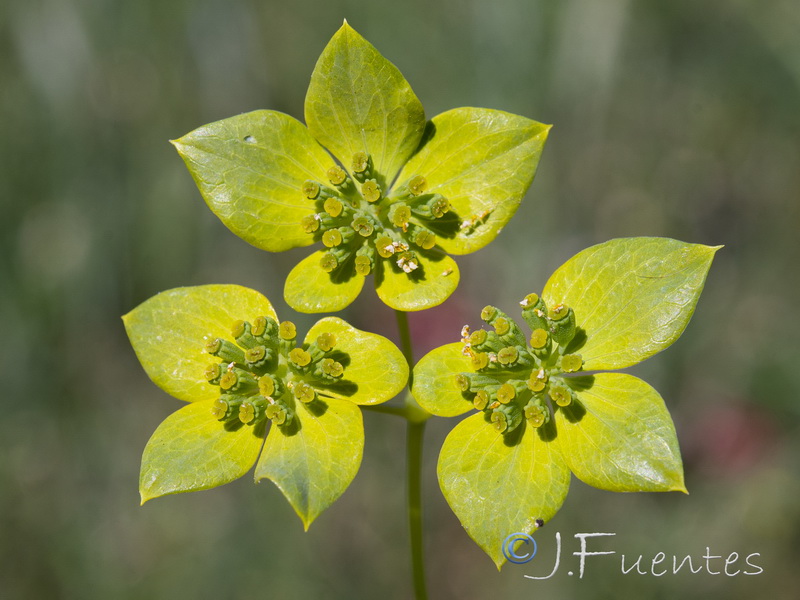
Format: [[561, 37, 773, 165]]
[[2, 0, 799, 597]]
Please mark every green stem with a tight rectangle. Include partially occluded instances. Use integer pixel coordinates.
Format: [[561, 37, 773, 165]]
[[395, 309, 415, 367], [394, 310, 429, 600], [407, 418, 428, 600]]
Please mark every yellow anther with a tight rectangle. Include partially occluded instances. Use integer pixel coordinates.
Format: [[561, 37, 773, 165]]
[[321, 358, 344, 378], [352, 216, 374, 237], [494, 317, 510, 336], [245, 346, 266, 364], [289, 347, 311, 367], [491, 411, 508, 433], [322, 229, 343, 248], [301, 214, 320, 233], [473, 390, 489, 410], [355, 255, 372, 275], [527, 368, 547, 393], [327, 165, 347, 185], [352, 151, 369, 174], [323, 197, 344, 217], [390, 204, 411, 228], [414, 229, 436, 250], [525, 407, 546, 428], [455, 373, 470, 392], [279, 321, 297, 340], [239, 402, 256, 424], [471, 352, 489, 370], [408, 175, 427, 196], [549, 304, 570, 321], [266, 403, 287, 425], [252, 316, 268, 337], [469, 329, 487, 346], [520, 293, 540, 308], [219, 371, 238, 391], [376, 235, 395, 258], [497, 346, 518, 365], [211, 398, 229, 420], [529, 328, 548, 349], [550, 384, 573, 407], [481, 305, 498, 322], [561, 354, 583, 373], [362, 179, 381, 203], [430, 196, 450, 218], [302, 180, 320, 199], [316, 332, 337, 352], [320, 252, 339, 273], [258, 375, 275, 397], [205, 363, 223, 383], [293, 381, 316, 403], [496, 383, 516, 404]]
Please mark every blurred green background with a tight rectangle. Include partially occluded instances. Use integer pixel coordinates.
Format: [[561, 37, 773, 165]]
[[2, 0, 799, 597]]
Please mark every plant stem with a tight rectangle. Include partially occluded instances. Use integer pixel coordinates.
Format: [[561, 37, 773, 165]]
[[395, 309, 415, 367], [395, 310, 429, 600], [407, 418, 428, 600]]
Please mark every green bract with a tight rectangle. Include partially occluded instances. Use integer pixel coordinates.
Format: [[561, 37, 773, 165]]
[[172, 22, 549, 312], [123, 284, 408, 528], [412, 237, 720, 567]]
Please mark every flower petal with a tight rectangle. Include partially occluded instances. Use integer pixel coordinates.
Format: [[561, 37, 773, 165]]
[[542, 237, 721, 370], [438, 413, 570, 568], [254, 396, 363, 530], [284, 250, 366, 313], [412, 343, 473, 417], [123, 285, 278, 403], [374, 251, 460, 311], [172, 110, 333, 252], [305, 22, 426, 184], [554, 373, 686, 493], [395, 108, 550, 255], [139, 400, 266, 503], [304, 317, 408, 405]]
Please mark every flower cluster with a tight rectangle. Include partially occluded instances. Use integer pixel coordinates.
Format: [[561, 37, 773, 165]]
[[124, 284, 407, 527], [456, 295, 585, 435], [299, 162, 455, 282], [412, 237, 719, 566], [203, 314, 349, 430], [172, 23, 549, 312]]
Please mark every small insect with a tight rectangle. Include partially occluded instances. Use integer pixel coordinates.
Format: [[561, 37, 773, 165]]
[[442, 268, 454, 277], [535, 518, 545, 529]]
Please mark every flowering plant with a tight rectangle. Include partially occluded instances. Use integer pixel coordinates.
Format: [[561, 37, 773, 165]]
[[172, 22, 549, 312], [413, 237, 719, 565], [124, 284, 407, 527]]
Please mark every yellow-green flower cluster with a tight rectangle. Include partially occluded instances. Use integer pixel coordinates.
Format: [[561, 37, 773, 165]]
[[456, 294, 584, 434]]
